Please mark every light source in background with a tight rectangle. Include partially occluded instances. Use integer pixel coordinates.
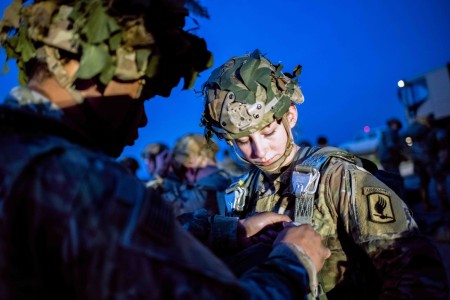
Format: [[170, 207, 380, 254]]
[[405, 136, 413, 147], [397, 80, 406, 88], [363, 125, 370, 133]]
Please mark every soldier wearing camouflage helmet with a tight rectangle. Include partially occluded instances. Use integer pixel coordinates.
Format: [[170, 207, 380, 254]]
[[141, 142, 171, 182], [0, 1, 332, 299], [179, 49, 448, 299], [152, 133, 232, 216]]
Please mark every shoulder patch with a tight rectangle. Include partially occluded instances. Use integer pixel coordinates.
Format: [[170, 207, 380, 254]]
[[367, 193, 395, 223]]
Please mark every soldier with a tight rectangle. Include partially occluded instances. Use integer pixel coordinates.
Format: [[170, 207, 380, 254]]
[[194, 49, 449, 299], [118, 156, 140, 177], [153, 133, 232, 216], [0, 1, 331, 299], [377, 118, 407, 175], [141, 142, 171, 182]]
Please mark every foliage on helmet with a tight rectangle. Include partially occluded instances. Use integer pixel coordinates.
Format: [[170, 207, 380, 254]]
[[0, 0, 213, 97], [200, 49, 304, 140]]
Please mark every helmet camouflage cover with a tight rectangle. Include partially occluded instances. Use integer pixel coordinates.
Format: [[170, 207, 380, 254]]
[[201, 49, 304, 141], [173, 133, 219, 167], [0, 0, 212, 99]]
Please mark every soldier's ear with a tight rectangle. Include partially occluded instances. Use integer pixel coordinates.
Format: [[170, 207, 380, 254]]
[[286, 104, 298, 128]]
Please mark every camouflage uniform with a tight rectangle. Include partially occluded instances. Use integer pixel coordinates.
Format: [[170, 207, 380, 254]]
[[0, 87, 312, 300], [219, 147, 449, 299], [195, 50, 449, 299], [151, 134, 232, 216], [0, 1, 316, 299]]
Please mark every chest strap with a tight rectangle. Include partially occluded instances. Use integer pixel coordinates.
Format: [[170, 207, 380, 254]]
[[292, 148, 336, 225]]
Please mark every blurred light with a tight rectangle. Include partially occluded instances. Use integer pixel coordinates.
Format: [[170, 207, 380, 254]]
[[397, 80, 405, 88], [405, 136, 413, 146], [363, 126, 370, 133]]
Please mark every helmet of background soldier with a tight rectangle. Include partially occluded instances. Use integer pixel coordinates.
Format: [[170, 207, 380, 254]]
[[118, 156, 140, 176], [200, 49, 304, 142], [0, 0, 213, 102], [172, 133, 219, 170], [142, 143, 169, 160], [387, 118, 402, 130]]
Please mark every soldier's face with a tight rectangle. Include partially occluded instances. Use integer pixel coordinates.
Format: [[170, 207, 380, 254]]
[[234, 120, 288, 167], [233, 105, 298, 168]]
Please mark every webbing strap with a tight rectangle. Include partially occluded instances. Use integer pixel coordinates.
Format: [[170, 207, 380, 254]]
[[292, 147, 345, 225]]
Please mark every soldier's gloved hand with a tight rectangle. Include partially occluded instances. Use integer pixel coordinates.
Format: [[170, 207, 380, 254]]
[[238, 212, 291, 248], [274, 223, 331, 272]]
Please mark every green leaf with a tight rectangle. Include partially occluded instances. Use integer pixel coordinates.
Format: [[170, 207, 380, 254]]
[[145, 54, 159, 78], [108, 32, 122, 51], [82, 3, 112, 44], [16, 29, 36, 62], [99, 62, 116, 85], [75, 44, 110, 79], [136, 48, 151, 72], [183, 70, 198, 89]]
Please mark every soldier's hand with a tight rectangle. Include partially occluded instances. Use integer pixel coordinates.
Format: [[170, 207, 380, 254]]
[[238, 212, 291, 248], [274, 223, 331, 272]]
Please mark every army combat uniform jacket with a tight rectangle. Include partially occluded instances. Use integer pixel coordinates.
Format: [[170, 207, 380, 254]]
[[194, 146, 448, 299], [0, 87, 314, 299]]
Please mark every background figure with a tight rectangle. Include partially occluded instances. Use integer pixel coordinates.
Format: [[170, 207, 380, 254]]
[[118, 156, 140, 177], [152, 134, 232, 216], [316, 136, 328, 147], [377, 118, 407, 175], [405, 115, 450, 212], [298, 139, 312, 148], [141, 142, 171, 182]]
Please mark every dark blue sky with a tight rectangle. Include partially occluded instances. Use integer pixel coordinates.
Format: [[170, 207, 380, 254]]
[[1, 0, 450, 178]]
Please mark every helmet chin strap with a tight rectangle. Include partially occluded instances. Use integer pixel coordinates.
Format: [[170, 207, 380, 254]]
[[229, 116, 297, 174]]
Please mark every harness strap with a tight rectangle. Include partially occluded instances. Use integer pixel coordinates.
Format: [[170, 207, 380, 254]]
[[292, 147, 352, 226]]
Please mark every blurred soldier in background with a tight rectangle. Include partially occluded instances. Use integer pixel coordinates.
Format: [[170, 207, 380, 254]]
[[377, 118, 407, 175], [118, 156, 140, 177], [0, 1, 331, 298], [141, 142, 171, 183], [153, 133, 232, 216], [316, 136, 328, 148], [404, 115, 450, 212]]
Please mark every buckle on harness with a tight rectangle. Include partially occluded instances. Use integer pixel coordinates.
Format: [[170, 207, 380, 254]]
[[291, 165, 320, 196], [292, 165, 320, 225]]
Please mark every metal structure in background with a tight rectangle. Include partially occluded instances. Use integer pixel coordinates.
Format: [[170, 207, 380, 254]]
[[397, 63, 450, 127]]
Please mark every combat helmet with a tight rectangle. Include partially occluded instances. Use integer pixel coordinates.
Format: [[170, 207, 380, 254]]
[[172, 133, 219, 169], [0, 0, 212, 102], [201, 49, 304, 141], [201, 49, 304, 172]]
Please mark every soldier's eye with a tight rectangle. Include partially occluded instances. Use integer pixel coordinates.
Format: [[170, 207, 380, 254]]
[[235, 139, 249, 146]]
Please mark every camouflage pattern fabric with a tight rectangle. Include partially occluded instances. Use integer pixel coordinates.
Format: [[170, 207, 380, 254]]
[[201, 49, 304, 141], [172, 133, 219, 168], [150, 167, 231, 216], [207, 147, 449, 299], [0, 89, 314, 299], [0, 0, 212, 97]]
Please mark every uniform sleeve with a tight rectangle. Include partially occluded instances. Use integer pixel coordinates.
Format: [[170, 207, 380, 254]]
[[177, 208, 241, 255], [238, 243, 312, 300], [10, 150, 315, 300], [327, 160, 449, 299]]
